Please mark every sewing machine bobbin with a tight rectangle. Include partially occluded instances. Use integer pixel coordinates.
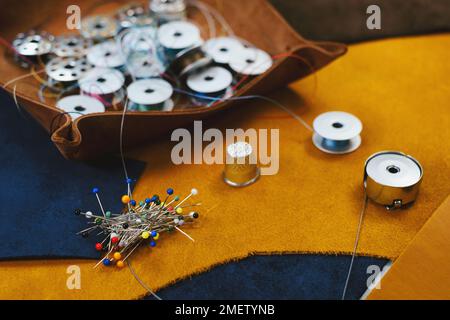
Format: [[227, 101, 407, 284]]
[[158, 20, 202, 60], [204, 37, 245, 65], [56, 95, 105, 120], [127, 78, 174, 111], [229, 47, 273, 76], [87, 40, 126, 69], [149, 0, 187, 24], [78, 67, 125, 106], [81, 15, 119, 41], [12, 30, 54, 67], [186, 66, 233, 106], [52, 35, 92, 57], [364, 151, 423, 210], [45, 56, 93, 83], [116, 3, 154, 29], [169, 45, 212, 77], [312, 111, 362, 154], [224, 142, 260, 187], [127, 51, 165, 79]]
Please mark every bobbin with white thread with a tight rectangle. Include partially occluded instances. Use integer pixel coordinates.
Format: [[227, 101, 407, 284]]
[[81, 15, 119, 41], [87, 40, 126, 69], [45, 56, 93, 84], [127, 78, 174, 111], [224, 142, 260, 187], [149, 0, 186, 24], [364, 151, 423, 210], [186, 66, 233, 106], [204, 37, 245, 65], [229, 47, 273, 76], [52, 35, 92, 57], [312, 111, 362, 154], [12, 30, 54, 67], [78, 67, 125, 107], [56, 95, 105, 120], [116, 3, 154, 29]]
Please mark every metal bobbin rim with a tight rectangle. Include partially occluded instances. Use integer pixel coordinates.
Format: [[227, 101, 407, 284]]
[[363, 150, 424, 188]]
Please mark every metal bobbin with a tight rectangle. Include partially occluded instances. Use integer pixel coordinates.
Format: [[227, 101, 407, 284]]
[[157, 20, 202, 61], [45, 56, 93, 84], [364, 151, 423, 210], [127, 51, 165, 79], [312, 111, 362, 154], [186, 66, 233, 106], [121, 26, 157, 53], [116, 3, 154, 29], [56, 95, 105, 120], [169, 45, 212, 77], [224, 142, 260, 187], [229, 47, 273, 76], [81, 15, 119, 41], [126, 78, 174, 111], [52, 35, 92, 57], [149, 0, 187, 25], [204, 37, 245, 65], [78, 67, 125, 107], [12, 30, 54, 67], [87, 40, 126, 69]]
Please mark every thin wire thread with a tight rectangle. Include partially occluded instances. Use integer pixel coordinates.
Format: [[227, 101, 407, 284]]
[[119, 98, 130, 182], [127, 260, 162, 300], [342, 192, 368, 300]]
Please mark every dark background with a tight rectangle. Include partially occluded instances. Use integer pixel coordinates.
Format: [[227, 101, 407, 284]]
[[270, 0, 450, 43]]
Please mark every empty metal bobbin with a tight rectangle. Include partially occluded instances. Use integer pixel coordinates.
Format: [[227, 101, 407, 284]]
[[364, 151, 423, 210], [52, 35, 92, 57], [12, 30, 54, 66], [45, 56, 93, 83]]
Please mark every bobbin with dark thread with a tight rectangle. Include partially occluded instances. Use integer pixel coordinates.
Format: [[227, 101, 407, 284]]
[[224, 142, 260, 187], [169, 45, 212, 77], [364, 151, 423, 210]]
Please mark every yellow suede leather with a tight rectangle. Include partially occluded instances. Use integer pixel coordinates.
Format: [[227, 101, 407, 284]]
[[1, 34, 449, 299]]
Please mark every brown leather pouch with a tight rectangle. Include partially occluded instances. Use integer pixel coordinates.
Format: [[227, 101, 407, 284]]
[[0, 0, 346, 160]]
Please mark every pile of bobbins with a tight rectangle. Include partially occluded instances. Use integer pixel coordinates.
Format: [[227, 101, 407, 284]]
[[76, 185, 200, 268], [10, 0, 274, 119]]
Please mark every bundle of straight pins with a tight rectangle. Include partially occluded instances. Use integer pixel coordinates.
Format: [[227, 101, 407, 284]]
[[75, 181, 199, 268]]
